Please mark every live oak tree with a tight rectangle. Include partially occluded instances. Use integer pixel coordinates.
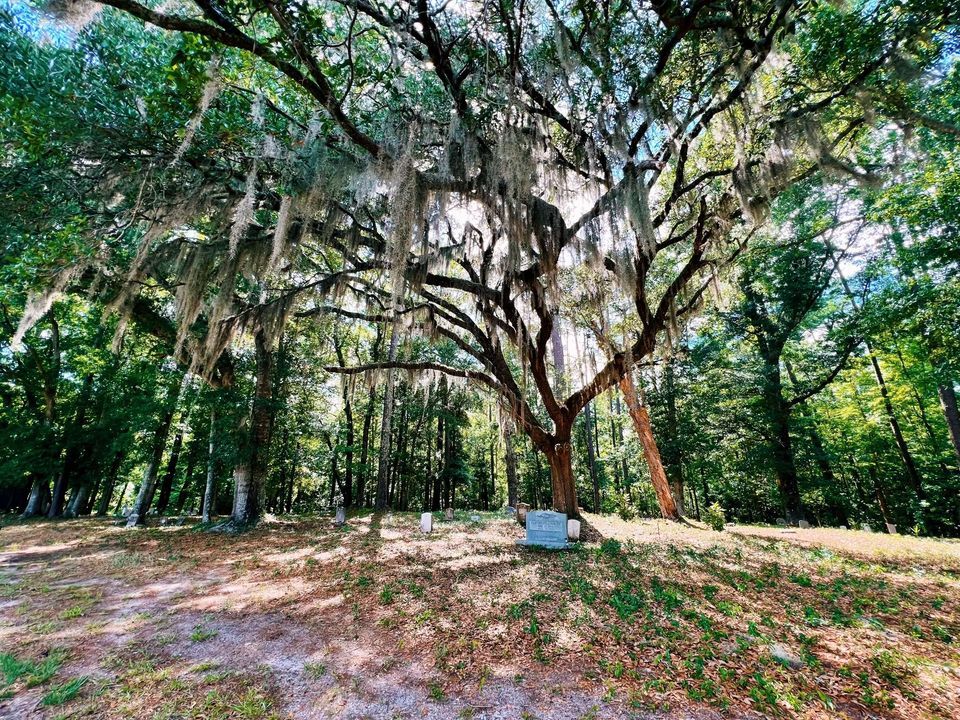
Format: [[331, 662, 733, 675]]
[[9, 0, 957, 520]]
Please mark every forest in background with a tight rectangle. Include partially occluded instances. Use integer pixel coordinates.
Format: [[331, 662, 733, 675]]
[[0, 0, 957, 535]]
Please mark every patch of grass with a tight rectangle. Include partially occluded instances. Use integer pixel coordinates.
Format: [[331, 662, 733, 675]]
[[609, 582, 645, 620], [111, 552, 145, 568], [59, 604, 87, 620], [231, 688, 273, 719], [871, 650, 916, 690], [304, 662, 327, 678], [191, 625, 218, 642], [15, 648, 69, 688], [41, 676, 89, 706], [0, 653, 32, 686], [428, 680, 445, 701]]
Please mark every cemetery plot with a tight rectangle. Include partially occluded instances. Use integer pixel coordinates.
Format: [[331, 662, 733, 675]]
[[1, 514, 958, 719]]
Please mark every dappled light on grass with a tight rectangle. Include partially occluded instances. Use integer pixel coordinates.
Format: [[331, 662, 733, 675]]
[[1, 514, 958, 718]]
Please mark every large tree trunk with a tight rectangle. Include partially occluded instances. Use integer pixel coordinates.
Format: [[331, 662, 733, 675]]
[[546, 436, 578, 517], [764, 361, 805, 525], [504, 415, 518, 508], [127, 376, 182, 527], [232, 329, 275, 525], [22, 475, 47, 517], [939, 382, 960, 463], [619, 372, 680, 521], [375, 321, 400, 510]]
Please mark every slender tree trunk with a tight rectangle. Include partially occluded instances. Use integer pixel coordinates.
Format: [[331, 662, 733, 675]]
[[232, 329, 275, 525], [619, 371, 680, 521], [869, 353, 926, 501], [443, 411, 454, 509], [127, 376, 182, 527], [357, 393, 374, 507], [375, 321, 400, 510], [49, 371, 95, 518], [583, 402, 600, 512], [869, 465, 895, 528], [334, 341, 355, 507], [939, 382, 960, 463], [96, 451, 126, 516], [202, 408, 217, 523], [504, 416, 518, 508], [156, 428, 184, 515], [175, 438, 200, 513]]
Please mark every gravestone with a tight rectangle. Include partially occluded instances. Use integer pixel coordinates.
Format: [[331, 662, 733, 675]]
[[505, 506, 516, 516], [886, 523, 897, 535], [798, 520, 811, 529], [334, 507, 346, 526], [775, 518, 787, 527], [517, 510, 568, 549], [567, 519, 581, 542], [470, 514, 481, 522], [444, 507, 454, 521], [420, 512, 433, 533], [861, 523, 873, 533], [516, 503, 530, 526]]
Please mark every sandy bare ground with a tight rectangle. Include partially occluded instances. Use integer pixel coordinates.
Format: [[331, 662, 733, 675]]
[[1, 513, 958, 719]]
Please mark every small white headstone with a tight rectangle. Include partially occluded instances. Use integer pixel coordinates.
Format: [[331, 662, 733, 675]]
[[798, 520, 811, 529], [444, 507, 454, 521], [886, 523, 897, 535], [861, 523, 873, 533], [420, 512, 433, 533], [775, 518, 787, 527], [567, 519, 581, 541], [470, 514, 481, 522], [334, 507, 346, 526]]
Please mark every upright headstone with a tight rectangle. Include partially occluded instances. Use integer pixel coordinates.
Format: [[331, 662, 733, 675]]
[[861, 523, 873, 533], [334, 507, 346, 526], [470, 514, 481, 522], [420, 512, 433, 533], [886, 523, 897, 535], [775, 518, 787, 527], [444, 507, 454, 521], [505, 506, 516, 516], [798, 520, 811, 529], [567, 519, 581, 542], [516, 503, 530, 526], [517, 510, 568, 549]]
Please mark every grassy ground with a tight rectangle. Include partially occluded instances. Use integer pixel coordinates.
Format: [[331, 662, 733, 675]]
[[0, 512, 958, 719]]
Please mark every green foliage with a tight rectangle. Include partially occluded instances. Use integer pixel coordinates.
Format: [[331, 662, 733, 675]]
[[41, 676, 88, 706], [703, 504, 726, 532]]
